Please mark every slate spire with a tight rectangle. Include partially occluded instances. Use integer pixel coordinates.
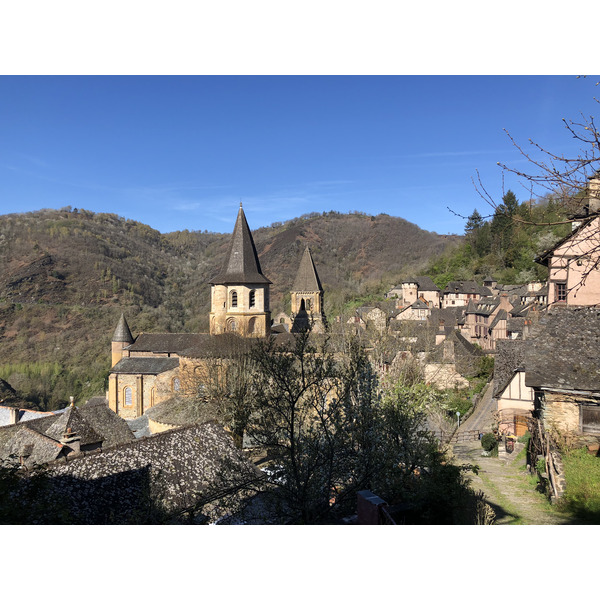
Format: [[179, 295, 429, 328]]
[[292, 246, 323, 292], [210, 204, 271, 284], [112, 313, 134, 344]]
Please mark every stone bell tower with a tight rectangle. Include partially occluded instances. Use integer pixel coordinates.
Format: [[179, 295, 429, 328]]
[[209, 204, 271, 337], [291, 246, 325, 333]]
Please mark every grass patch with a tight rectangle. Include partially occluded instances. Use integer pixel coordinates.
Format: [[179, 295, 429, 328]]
[[558, 447, 600, 524]]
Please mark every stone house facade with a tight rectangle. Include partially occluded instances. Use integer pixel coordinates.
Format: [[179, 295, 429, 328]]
[[525, 308, 600, 445]]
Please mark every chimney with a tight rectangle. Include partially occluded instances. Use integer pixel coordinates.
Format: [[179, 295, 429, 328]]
[[9, 406, 19, 425], [61, 427, 82, 454], [436, 320, 446, 345]]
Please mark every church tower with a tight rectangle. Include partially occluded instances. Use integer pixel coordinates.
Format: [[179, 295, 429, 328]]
[[209, 204, 271, 337], [111, 313, 134, 367], [291, 246, 325, 333]]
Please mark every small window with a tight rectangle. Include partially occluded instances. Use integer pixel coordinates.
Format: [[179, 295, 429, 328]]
[[230, 290, 238, 308], [249, 290, 256, 308], [306, 298, 312, 311], [581, 405, 600, 433], [172, 377, 180, 392], [555, 283, 567, 302], [124, 387, 132, 406]]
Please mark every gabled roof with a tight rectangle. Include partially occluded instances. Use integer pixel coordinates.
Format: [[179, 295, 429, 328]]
[[209, 205, 271, 285], [112, 313, 134, 344], [525, 307, 600, 392], [0, 401, 134, 466], [125, 333, 208, 354], [535, 214, 600, 265], [45, 405, 104, 446], [493, 339, 526, 397], [4, 426, 65, 466], [292, 247, 323, 292], [443, 281, 492, 296], [489, 308, 508, 330], [410, 298, 430, 310], [36, 422, 262, 524], [110, 356, 179, 375]]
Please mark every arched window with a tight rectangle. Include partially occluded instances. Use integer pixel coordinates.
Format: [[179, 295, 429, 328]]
[[305, 298, 312, 311], [172, 377, 180, 392], [248, 317, 256, 334], [124, 387, 132, 406], [227, 318, 237, 332], [230, 290, 238, 308], [249, 289, 256, 308]]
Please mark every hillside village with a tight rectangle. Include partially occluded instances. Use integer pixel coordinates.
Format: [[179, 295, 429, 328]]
[[1, 174, 600, 524]]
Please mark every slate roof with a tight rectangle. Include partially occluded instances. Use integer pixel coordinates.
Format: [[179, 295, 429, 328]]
[[209, 205, 271, 285], [26, 422, 262, 524], [402, 276, 440, 292], [414, 276, 440, 292], [493, 339, 526, 397], [124, 332, 208, 354], [145, 395, 220, 427], [45, 405, 104, 446], [112, 313, 134, 343], [489, 309, 508, 330], [443, 281, 492, 296], [110, 356, 180, 375], [0, 402, 135, 466], [525, 307, 600, 392], [292, 246, 323, 292], [428, 306, 467, 328], [4, 426, 65, 467]]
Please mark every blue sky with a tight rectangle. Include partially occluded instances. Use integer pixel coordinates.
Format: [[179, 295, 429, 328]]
[[1, 75, 598, 235]]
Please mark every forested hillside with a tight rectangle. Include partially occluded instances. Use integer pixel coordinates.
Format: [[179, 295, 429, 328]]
[[422, 191, 572, 289], [0, 207, 459, 409]]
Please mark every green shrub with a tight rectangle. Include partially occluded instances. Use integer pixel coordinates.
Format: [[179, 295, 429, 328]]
[[481, 432, 497, 452]]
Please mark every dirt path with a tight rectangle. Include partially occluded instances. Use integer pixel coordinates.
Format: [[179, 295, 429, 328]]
[[450, 381, 572, 525]]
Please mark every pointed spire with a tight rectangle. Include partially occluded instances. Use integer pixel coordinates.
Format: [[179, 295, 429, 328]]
[[210, 205, 271, 284], [292, 247, 323, 292], [112, 313, 134, 343]]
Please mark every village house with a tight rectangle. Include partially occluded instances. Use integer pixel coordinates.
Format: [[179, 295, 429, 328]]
[[463, 293, 513, 351], [441, 281, 492, 308], [525, 308, 600, 446], [534, 172, 600, 307], [386, 276, 441, 309], [493, 339, 535, 435], [0, 396, 135, 468]]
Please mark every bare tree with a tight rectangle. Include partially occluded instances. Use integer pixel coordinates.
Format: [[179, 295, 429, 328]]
[[474, 96, 600, 226]]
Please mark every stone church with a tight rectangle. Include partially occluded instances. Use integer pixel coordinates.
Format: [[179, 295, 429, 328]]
[[108, 204, 325, 419]]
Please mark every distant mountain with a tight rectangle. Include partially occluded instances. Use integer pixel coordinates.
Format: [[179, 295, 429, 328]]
[[0, 207, 460, 408]]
